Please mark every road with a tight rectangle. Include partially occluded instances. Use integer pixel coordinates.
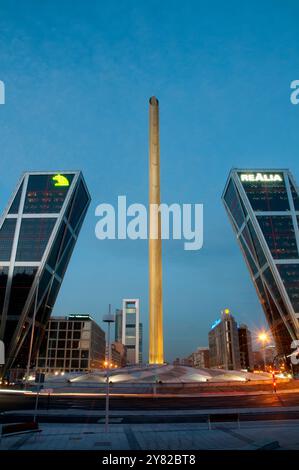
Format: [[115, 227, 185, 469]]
[[0, 390, 299, 414]]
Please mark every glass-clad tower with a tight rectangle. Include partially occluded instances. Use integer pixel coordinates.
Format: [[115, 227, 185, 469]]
[[222, 169, 299, 358], [0, 171, 90, 377]]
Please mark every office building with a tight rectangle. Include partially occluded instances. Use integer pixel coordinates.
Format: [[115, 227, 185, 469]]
[[238, 324, 253, 370], [191, 347, 210, 369], [222, 169, 299, 358], [114, 309, 122, 343], [0, 171, 90, 378], [208, 309, 241, 370], [122, 299, 140, 364], [111, 341, 127, 368], [139, 322, 143, 364], [36, 314, 105, 373]]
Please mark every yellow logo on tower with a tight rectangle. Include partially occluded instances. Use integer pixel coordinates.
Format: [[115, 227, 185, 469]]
[[52, 174, 70, 187]]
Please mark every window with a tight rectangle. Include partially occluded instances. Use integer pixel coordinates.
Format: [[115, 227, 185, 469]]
[[16, 218, 56, 261], [0, 219, 16, 261], [23, 174, 74, 214]]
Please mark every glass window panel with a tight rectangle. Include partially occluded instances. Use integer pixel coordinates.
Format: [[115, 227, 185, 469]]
[[238, 233, 258, 276], [67, 180, 89, 230], [0, 267, 8, 313], [277, 264, 299, 313], [16, 218, 56, 261], [257, 216, 298, 259], [223, 179, 246, 228], [238, 172, 289, 212], [7, 267, 37, 317], [8, 182, 23, 214], [23, 174, 74, 214], [290, 179, 299, 211], [247, 220, 267, 268], [0, 219, 16, 261]]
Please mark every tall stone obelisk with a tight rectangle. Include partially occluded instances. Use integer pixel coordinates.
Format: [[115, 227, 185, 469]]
[[149, 96, 164, 364]]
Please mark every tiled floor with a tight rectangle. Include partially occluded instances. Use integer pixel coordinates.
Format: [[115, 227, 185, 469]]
[[1, 420, 298, 450]]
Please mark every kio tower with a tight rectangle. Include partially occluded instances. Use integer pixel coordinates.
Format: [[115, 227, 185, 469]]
[[222, 169, 299, 359], [0, 171, 90, 378], [149, 97, 164, 364]]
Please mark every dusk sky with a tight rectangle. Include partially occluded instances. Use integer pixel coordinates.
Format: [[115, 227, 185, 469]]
[[0, 0, 298, 361]]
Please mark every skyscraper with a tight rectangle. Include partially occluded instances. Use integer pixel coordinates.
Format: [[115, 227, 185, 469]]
[[222, 169, 299, 358], [114, 308, 122, 343], [208, 309, 241, 370], [0, 171, 90, 378], [238, 324, 253, 370], [122, 299, 140, 364]]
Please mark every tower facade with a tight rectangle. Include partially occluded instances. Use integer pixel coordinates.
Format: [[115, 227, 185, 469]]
[[0, 171, 90, 377], [122, 299, 140, 364], [222, 169, 299, 358], [149, 96, 164, 364], [208, 309, 241, 370]]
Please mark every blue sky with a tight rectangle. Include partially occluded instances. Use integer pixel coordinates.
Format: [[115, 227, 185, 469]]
[[0, 0, 298, 361]]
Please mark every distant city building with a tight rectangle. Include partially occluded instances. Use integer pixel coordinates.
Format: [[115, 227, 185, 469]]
[[36, 314, 105, 373], [208, 309, 241, 370], [181, 356, 193, 366], [111, 341, 127, 368], [114, 309, 123, 343], [238, 324, 253, 370], [191, 347, 210, 369], [0, 171, 90, 378], [223, 169, 299, 361], [139, 322, 143, 364], [122, 299, 140, 364]]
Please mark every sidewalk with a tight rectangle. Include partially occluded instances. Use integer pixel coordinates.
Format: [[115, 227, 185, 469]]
[[1, 420, 298, 450]]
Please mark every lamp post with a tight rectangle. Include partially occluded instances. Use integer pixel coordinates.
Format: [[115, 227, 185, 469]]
[[258, 331, 269, 371], [103, 304, 115, 433]]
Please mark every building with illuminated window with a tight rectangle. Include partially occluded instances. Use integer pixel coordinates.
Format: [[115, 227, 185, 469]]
[[222, 169, 299, 360], [122, 299, 141, 364], [0, 171, 90, 378], [238, 324, 253, 370], [208, 309, 241, 370], [36, 314, 105, 373]]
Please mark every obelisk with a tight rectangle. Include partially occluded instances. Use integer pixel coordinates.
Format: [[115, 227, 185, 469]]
[[149, 96, 164, 364]]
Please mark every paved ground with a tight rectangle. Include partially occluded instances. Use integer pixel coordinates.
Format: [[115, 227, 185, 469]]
[[0, 420, 298, 450]]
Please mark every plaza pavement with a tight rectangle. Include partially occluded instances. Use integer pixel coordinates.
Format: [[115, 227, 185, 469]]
[[0, 418, 299, 450]]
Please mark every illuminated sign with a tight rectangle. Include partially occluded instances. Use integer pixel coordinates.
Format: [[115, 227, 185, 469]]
[[240, 173, 283, 183], [52, 174, 70, 187], [211, 319, 221, 330]]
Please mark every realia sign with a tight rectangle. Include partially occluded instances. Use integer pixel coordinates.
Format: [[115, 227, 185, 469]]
[[240, 173, 283, 183]]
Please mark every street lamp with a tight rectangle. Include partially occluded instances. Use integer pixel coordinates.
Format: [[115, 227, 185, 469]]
[[258, 331, 270, 371], [103, 304, 115, 433]]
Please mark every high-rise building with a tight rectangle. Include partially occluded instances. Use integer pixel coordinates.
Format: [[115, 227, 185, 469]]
[[208, 309, 241, 370], [114, 308, 122, 343], [222, 169, 299, 358], [238, 324, 253, 370], [122, 299, 140, 364], [111, 341, 127, 368], [139, 322, 143, 364], [0, 171, 90, 378], [36, 314, 105, 373]]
